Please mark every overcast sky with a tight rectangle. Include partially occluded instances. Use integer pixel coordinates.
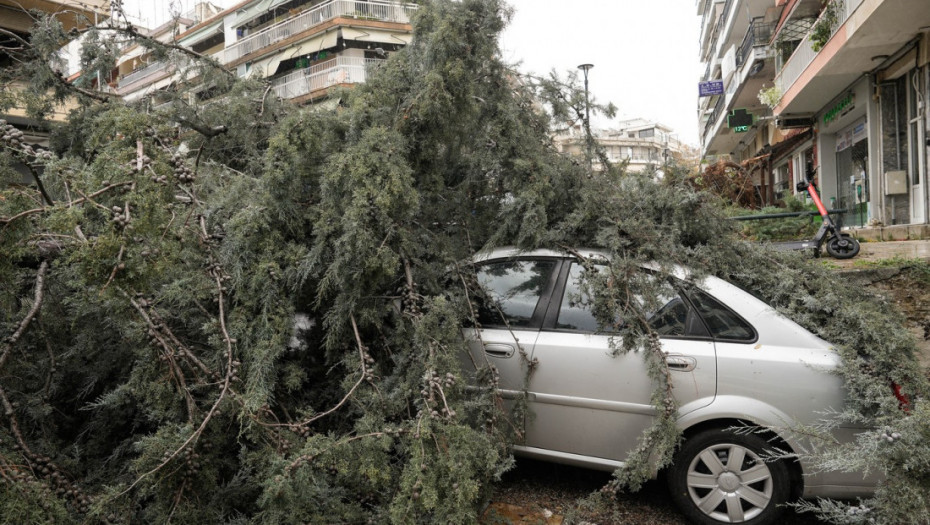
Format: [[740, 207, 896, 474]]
[[122, 0, 702, 145]]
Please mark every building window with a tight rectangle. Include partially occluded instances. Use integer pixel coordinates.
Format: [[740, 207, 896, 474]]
[[638, 128, 655, 139]]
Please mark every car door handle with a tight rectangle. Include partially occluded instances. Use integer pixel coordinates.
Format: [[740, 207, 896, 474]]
[[484, 343, 515, 358], [665, 355, 697, 372]]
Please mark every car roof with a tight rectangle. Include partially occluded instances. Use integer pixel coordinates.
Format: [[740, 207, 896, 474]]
[[474, 247, 609, 263]]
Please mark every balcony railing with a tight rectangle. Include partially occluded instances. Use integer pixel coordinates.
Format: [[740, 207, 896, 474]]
[[224, 0, 418, 64], [271, 57, 384, 100], [704, 92, 726, 140], [736, 18, 774, 68], [774, 0, 864, 100], [119, 61, 172, 89], [711, 0, 733, 50]]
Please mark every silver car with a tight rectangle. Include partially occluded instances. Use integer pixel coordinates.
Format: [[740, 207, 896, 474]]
[[463, 248, 875, 525]]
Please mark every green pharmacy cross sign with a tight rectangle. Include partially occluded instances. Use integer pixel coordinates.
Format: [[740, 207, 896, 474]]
[[727, 108, 753, 132]]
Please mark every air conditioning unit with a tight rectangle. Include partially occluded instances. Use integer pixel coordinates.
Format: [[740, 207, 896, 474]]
[[775, 116, 813, 129]]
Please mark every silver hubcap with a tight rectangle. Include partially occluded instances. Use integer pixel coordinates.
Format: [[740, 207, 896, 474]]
[[686, 443, 773, 523]]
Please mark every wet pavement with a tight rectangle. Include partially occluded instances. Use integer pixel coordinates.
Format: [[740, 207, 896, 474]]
[[829, 239, 930, 267]]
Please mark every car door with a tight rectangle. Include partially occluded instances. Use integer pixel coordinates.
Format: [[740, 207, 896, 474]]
[[460, 257, 561, 444], [524, 261, 717, 463]]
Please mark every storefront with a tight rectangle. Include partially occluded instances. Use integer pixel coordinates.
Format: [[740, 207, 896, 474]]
[[834, 118, 869, 227], [816, 79, 871, 228], [872, 41, 929, 226]]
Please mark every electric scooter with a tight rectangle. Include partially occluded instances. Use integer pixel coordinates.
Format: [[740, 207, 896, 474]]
[[780, 167, 860, 259]]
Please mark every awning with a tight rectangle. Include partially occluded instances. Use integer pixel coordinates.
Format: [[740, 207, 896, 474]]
[[245, 51, 286, 78], [341, 27, 412, 45], [122, 75, 175, 102], [118, 45, 148, 63], [279, 30, 339, 59], [233, 0, 291, 28], [245, 31, 339, 77], [179, 19, 224, 47]]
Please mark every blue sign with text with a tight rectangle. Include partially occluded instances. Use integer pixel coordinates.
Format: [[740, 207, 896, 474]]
[[698, 80, 725, 97]]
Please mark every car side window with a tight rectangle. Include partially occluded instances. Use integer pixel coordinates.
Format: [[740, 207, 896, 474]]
[[475, 260, 557, 328], [555, 263, 695, 336], [688, 288, 756, 342]]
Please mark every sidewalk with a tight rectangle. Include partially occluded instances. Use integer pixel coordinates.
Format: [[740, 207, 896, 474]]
[[830, 239, 930, 267]]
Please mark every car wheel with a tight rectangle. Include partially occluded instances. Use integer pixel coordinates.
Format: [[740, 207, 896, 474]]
[[825, 233, 860, 259], [667, 429, 790, 525]]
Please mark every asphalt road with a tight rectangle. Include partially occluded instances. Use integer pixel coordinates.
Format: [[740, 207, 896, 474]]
[[487, 457, 826, 524]]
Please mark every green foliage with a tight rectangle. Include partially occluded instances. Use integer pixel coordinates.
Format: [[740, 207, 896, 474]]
[[811, 0, 841, 52], [731, 194, 821, 241], [1, 1, 928, 524]]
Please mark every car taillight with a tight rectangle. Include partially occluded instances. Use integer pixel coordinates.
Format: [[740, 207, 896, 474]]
[[892, 382, 911, 412]]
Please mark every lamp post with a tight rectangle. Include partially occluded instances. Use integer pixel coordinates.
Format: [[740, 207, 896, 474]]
[[577, 63, 594, 166]]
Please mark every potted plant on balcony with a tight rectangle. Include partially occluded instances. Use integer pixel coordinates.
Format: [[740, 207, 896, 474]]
[[758, 85, 782, 109], [810, 0, 840, 51]]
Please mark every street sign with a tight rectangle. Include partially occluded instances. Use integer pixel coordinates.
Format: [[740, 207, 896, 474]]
[[698, 80, 725, 97]]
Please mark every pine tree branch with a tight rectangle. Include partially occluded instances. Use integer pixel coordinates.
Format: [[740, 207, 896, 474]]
[[0, 383, 33, 457], [1, 181, 133, 227], [266, 313, 370, 429], [0, 260, 49, 372], [176, 116, 228, 138], [285, 430, 407, 473]]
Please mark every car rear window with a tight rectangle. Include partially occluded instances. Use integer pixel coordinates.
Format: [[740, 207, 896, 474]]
[[688, 288, 756, 342]]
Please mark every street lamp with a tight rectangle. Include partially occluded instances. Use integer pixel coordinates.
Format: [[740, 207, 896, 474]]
[[577, 63, 594, 166], [577, 63, 594, 131]]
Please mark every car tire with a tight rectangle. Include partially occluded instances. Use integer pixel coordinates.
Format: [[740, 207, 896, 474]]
[[667, 429, 791, 525], [825, 233, 860, 259]]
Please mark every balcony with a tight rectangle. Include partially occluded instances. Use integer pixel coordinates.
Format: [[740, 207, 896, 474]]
[[223, 0, 418, 65], [736, 18, 774, 68], [700, 13, 777, 156], [271, 57, 384, 100], [118, 62, 173, 90], [703, 93, 726, 142], [772, 0, 930, 116], [774, 0, 863, 104]]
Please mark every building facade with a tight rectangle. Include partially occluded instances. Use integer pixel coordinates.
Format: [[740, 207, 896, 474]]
[[2, 0, 110, 130], [554, 119, 693, 174], [110, 0, 417, 105], [698, 0, 930, 236]]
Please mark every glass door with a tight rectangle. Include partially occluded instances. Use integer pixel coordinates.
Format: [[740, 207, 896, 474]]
[[909, 69, 926, 223]]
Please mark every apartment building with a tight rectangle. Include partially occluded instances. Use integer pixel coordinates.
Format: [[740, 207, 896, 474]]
[[112, 0, 417, 105], [554, 119, 693, 174], [1, 0, 110, 130], [698, 0, 930, 236]]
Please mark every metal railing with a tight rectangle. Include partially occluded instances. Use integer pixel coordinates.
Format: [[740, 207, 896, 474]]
[[119, 61, 171, 88], [775, 0, 864, 99], [271, 57, 384, 99], [736, 18, 774, 67], [711, 0, 733, 51], [223, 0, 418, 64], [704, 92, 726, 139]]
